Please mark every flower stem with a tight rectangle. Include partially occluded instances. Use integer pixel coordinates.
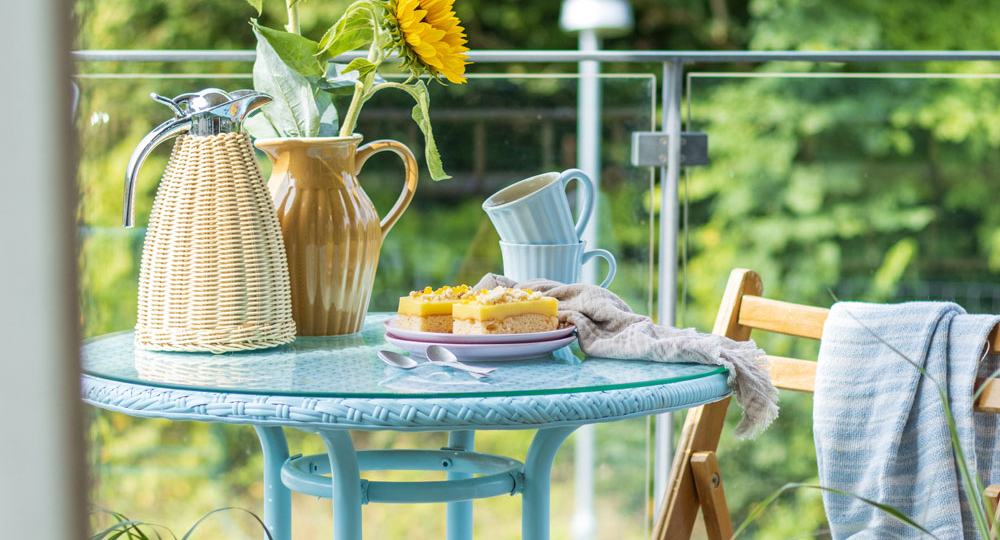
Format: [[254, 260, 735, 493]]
[[339, 82, 367, 137], [285, 0, 300, 35], [338, 25, 382, 137]]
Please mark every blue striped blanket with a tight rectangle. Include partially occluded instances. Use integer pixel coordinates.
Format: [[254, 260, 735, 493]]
[[814, 302, 1000, 539]]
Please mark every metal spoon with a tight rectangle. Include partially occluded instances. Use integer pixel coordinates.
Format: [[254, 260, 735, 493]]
[[378, 349, 419, 369], [378, 349, 486, 379], [425, 345, 497, 375]]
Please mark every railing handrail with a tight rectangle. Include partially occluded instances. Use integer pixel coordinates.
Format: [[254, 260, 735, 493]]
[[72, 49, 1000, 64]]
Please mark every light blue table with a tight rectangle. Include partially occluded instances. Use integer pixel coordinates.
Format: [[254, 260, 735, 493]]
[[81, 313, 730, 540]]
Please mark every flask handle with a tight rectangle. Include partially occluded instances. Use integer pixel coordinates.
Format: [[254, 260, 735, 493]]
[[122, 115, 192, 227]]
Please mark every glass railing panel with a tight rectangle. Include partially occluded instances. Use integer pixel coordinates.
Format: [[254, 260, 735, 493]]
[[76, 70, 656, 538], [684, 71, 1000, 538]]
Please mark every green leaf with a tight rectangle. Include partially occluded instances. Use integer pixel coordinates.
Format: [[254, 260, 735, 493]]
[[245, 0, 262, 15], [180, 507, 274, 540], [251, 20, 324, 77], [90, 520, 173, 540], [313, 62, 386, 97], [347, 80, 449, 178], [343, 58, 377, 84], [313, 76, 357, 97], [242, 110, 281, 139], [732, 483, 941, 540], [252, 26, 320, 137], [363, 80, 449, 179], [315, 90, 339, 137], [403, 80, 449, 180], [315, 7, 373, 61]]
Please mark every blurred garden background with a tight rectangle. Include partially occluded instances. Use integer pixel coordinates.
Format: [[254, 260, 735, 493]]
[[76, 0, 1000, 538]]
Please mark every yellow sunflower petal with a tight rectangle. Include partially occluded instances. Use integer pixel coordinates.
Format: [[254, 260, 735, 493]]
[[396, 0, 419, 20], [392, 0, 470, 83]]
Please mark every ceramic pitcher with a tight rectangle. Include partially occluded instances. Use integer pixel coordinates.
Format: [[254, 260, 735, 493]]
[[255, 135, 418, 336]]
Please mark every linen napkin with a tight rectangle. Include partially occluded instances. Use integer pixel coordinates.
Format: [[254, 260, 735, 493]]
[[814, 302, 1000, 539], [473, 273, 778, 438]]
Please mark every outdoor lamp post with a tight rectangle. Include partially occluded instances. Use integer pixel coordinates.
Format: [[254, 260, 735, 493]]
[[560, 3, 633, 540]]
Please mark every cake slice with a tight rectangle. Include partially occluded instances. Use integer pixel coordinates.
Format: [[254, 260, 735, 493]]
[[396, 285, 472, 333], [452, 286, 558, 334]]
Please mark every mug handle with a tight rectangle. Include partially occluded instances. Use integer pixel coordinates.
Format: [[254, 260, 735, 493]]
[[355, 139, 419, 237], [559, 168, 595, 238], [581, 248, 617, 288]]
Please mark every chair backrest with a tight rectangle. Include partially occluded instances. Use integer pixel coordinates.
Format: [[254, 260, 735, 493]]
[[735, 271, 1000, 411], [653, 268, 1000, 540]]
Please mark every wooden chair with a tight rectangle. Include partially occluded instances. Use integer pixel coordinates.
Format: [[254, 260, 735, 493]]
[[651, 268, 1000, 540]]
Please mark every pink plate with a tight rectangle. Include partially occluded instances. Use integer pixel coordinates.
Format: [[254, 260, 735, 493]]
[[383, 333, 578, 362], [383, 318, 576, 344]]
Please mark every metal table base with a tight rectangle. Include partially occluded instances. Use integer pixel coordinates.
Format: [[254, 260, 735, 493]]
[[255, 426, 577, 540]]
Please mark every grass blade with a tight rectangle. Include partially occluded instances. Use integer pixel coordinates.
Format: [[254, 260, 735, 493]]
[[732, 483, 942, 540], [180, 507, 273, 540]]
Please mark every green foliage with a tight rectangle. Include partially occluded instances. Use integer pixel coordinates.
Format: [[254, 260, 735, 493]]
[[376, 80, 449, 180], [90, 507, 272, 540], [253, 20, 325, 77], [242, 0, 454, 180], [245, 0, 262, 16], [735, 483, 940, 539], [251, 25, 327, 136], [316, 5, 373, 59]]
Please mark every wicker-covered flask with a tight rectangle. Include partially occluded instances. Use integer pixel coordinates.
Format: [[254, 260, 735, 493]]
[[123, 89, 296, 352]]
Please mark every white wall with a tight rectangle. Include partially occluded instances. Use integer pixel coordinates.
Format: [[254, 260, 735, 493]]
[[0, 0, 86, 536]]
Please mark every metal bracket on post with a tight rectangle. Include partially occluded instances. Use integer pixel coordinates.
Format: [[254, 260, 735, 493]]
[[630, 131, 709, 167]]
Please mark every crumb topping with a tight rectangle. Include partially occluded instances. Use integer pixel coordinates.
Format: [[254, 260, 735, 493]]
[[407, 285, 472, 302], [469, 286, 544, 305]]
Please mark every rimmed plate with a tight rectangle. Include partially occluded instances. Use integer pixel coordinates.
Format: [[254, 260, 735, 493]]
[[383, 333, 577, 362], [384, 319, 576, 344]]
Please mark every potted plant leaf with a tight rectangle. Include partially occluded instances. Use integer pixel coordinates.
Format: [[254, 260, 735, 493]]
[[244, 0, 470, 336]]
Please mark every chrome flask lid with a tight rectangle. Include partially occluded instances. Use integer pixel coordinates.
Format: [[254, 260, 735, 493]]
[[122, 88, 272, 227]]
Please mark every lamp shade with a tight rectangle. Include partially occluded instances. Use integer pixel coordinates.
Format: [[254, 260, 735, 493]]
[[559, 0, 633, 36]]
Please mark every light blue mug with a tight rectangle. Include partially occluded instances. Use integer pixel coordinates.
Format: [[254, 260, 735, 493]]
[[482, 169, 595, 244], [500, 241, 616, 288]]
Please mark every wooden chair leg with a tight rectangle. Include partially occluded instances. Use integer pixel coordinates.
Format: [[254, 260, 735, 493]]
[[986, 484, 1000, 539], [652, 269, 761, 540], [652, 398, 731, 540], [691, 451, 734, 540]]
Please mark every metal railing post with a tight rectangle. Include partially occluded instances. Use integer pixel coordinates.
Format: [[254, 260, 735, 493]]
[[573, 27, 601, 540], [653, 60, 684, 514]]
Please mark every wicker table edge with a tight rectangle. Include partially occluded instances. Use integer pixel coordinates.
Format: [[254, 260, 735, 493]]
[[81, 373, 731, 432]]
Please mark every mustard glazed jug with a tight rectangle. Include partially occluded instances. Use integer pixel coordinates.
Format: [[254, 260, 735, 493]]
[[123, 89, 296, 353], [255, 135, 418, 336]]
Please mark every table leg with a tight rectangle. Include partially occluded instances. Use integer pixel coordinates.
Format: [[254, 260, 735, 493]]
[[522, 426, 578, 540], [446, 431, 476, 540], [254, 426, 291, 540], [319, 431, 363, 540]]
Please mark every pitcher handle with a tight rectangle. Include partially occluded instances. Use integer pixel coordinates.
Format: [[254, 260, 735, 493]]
[[355, 139, 419, 237]]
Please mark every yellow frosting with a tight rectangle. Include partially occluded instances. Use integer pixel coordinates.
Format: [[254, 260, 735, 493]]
[[397, 285, 471, 317], [452, 286, 557, 321]]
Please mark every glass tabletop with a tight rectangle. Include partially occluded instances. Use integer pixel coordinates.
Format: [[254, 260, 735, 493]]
[[81, 313, 727, 399]]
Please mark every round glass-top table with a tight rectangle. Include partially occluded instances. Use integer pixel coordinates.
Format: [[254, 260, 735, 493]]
[[81, 313, 731, 540]]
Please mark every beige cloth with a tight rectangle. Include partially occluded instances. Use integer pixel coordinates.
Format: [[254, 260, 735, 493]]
[[474, 274, 778, 438]]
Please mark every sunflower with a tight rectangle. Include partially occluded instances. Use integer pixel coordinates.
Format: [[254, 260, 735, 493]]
[[388, 0, 470, 84]]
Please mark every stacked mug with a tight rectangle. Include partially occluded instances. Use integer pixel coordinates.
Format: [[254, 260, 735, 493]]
[[483, 169, 616, 287]]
